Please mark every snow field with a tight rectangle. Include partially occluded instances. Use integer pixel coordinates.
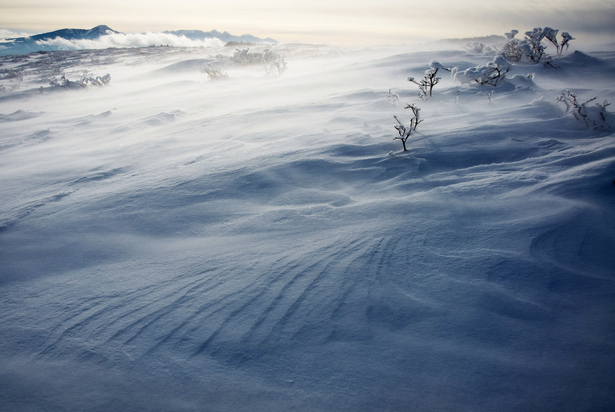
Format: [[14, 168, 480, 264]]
[[1, 42, 614, 411]]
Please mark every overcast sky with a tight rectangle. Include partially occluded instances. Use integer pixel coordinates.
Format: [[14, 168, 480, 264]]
[[1, 0, 614, 45]]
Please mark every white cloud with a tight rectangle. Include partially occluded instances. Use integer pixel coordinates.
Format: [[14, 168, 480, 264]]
[[0, 28, 33, 41], [34, 32, 225, 50]]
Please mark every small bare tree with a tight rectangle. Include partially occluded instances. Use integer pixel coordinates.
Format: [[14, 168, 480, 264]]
[[408, 60, 450, 100], [393, 104, 422, 151]]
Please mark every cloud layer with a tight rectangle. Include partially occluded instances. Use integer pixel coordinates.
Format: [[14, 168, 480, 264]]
[[0, 28, 33, 41], [34, 32, 225, 50]]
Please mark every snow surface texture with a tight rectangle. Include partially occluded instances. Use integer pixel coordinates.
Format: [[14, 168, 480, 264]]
[[1, 42, 614, 411]]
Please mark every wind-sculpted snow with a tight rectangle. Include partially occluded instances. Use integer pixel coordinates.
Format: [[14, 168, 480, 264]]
[[0, 44, 614, 411]]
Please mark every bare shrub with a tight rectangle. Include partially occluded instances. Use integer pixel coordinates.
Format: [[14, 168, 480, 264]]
[[393, 104, 422, 152], [454, 56, 511, 87], [200, 64, 228, 80], [557, 90, 610, 129]]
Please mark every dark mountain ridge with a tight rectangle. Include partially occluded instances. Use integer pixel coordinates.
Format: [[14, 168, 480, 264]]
[[27, 25, 119, 42]]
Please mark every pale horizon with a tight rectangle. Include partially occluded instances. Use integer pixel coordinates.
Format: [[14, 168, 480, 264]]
[[1, 0, 614, 46]]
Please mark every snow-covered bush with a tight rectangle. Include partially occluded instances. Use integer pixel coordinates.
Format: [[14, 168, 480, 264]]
[[557, 90, 611, 129], [393, 103, 422, 152], [543, 28, 575, 55], [505, 73, 538, 91], [264, 54, 287, 77], [231, 48, 287, 76], [501, 27, 574, 64], [232, 48, 282, 65], [49, 76, 72, 88], [387, 88, 400, 105], [454, 55, 511, 87], [524, 27, 548, 62], [0, 68, 24, 82], [501, 30, 523, 61], [465, 42, 494, 54], [81, 74, 111, 87], [200, 64, 228, 80], [408, 60, 451, 100], [232, 48, 256, 64], [49, 73, 111, 88], [559, 32, 575, 53], [0, 68, 24, 92]]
